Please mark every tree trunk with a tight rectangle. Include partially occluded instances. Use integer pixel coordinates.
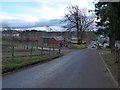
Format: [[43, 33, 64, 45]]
[[79, 30, 83, 44], [77, 24, 80, 44]]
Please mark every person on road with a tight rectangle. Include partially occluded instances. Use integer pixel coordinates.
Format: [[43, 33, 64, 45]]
[[60, 43, 63, 47]]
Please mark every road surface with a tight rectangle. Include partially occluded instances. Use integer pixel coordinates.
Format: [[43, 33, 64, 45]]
[[2, 49, 117, 88]]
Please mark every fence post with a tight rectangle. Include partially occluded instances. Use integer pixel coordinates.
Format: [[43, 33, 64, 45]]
[[41, 46, 43, 56], [58, 47, 61, 54], [11, 45, 14, 59], [53, 47, 55, 55], [11, 35, 15, 60], [30, 46, 33, 58], [49, 47, 51, 55]]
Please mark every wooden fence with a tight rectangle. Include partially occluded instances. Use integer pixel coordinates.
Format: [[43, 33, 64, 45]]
[[2, 45, 61, 58]]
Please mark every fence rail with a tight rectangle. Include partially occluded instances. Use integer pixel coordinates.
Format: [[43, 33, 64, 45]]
[[2, 46, 61, 58]]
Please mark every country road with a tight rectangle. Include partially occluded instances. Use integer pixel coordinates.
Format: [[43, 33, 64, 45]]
[[2, 48, 117, 88]]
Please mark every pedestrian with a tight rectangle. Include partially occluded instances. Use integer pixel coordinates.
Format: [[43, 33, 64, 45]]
[[60, 43, 62, 47]]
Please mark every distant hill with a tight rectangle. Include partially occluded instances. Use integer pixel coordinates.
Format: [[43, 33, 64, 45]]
[[1, 19, 64, 28]]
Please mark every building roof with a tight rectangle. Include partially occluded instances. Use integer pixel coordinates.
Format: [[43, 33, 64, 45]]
[[54, 36, 64, 41]]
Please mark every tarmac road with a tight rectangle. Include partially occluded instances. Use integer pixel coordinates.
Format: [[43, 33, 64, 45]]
[[2, 49, 117, 88]]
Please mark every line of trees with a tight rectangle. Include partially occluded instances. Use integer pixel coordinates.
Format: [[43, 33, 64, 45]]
[[95, 2, 120, 48]]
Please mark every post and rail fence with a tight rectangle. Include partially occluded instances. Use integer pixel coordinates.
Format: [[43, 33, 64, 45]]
[[2, 45, 61, 59]]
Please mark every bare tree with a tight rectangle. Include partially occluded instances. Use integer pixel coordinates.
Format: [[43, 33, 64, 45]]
[[64, 5, 94, 44]]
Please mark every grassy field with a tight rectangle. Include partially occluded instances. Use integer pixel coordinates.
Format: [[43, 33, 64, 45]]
[[68, 44, 86, 49], [2, 54, 63, 74]]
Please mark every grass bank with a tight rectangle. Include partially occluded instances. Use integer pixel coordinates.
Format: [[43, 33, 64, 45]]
[[68, 44, 86, 49], [100, 50, 120, 86], [2, 54, 63, 74]]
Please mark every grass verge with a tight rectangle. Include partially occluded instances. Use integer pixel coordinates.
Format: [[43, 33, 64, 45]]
[[68, 44, 86, 49], [101, 52, 120, 86], [2, 54, 63, 74]]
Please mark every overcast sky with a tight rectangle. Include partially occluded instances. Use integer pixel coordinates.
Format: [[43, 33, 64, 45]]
[[1, 0, 95, 23]]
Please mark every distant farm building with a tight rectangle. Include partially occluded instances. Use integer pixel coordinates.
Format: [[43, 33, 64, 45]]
[[38, 36, 64, 45]]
